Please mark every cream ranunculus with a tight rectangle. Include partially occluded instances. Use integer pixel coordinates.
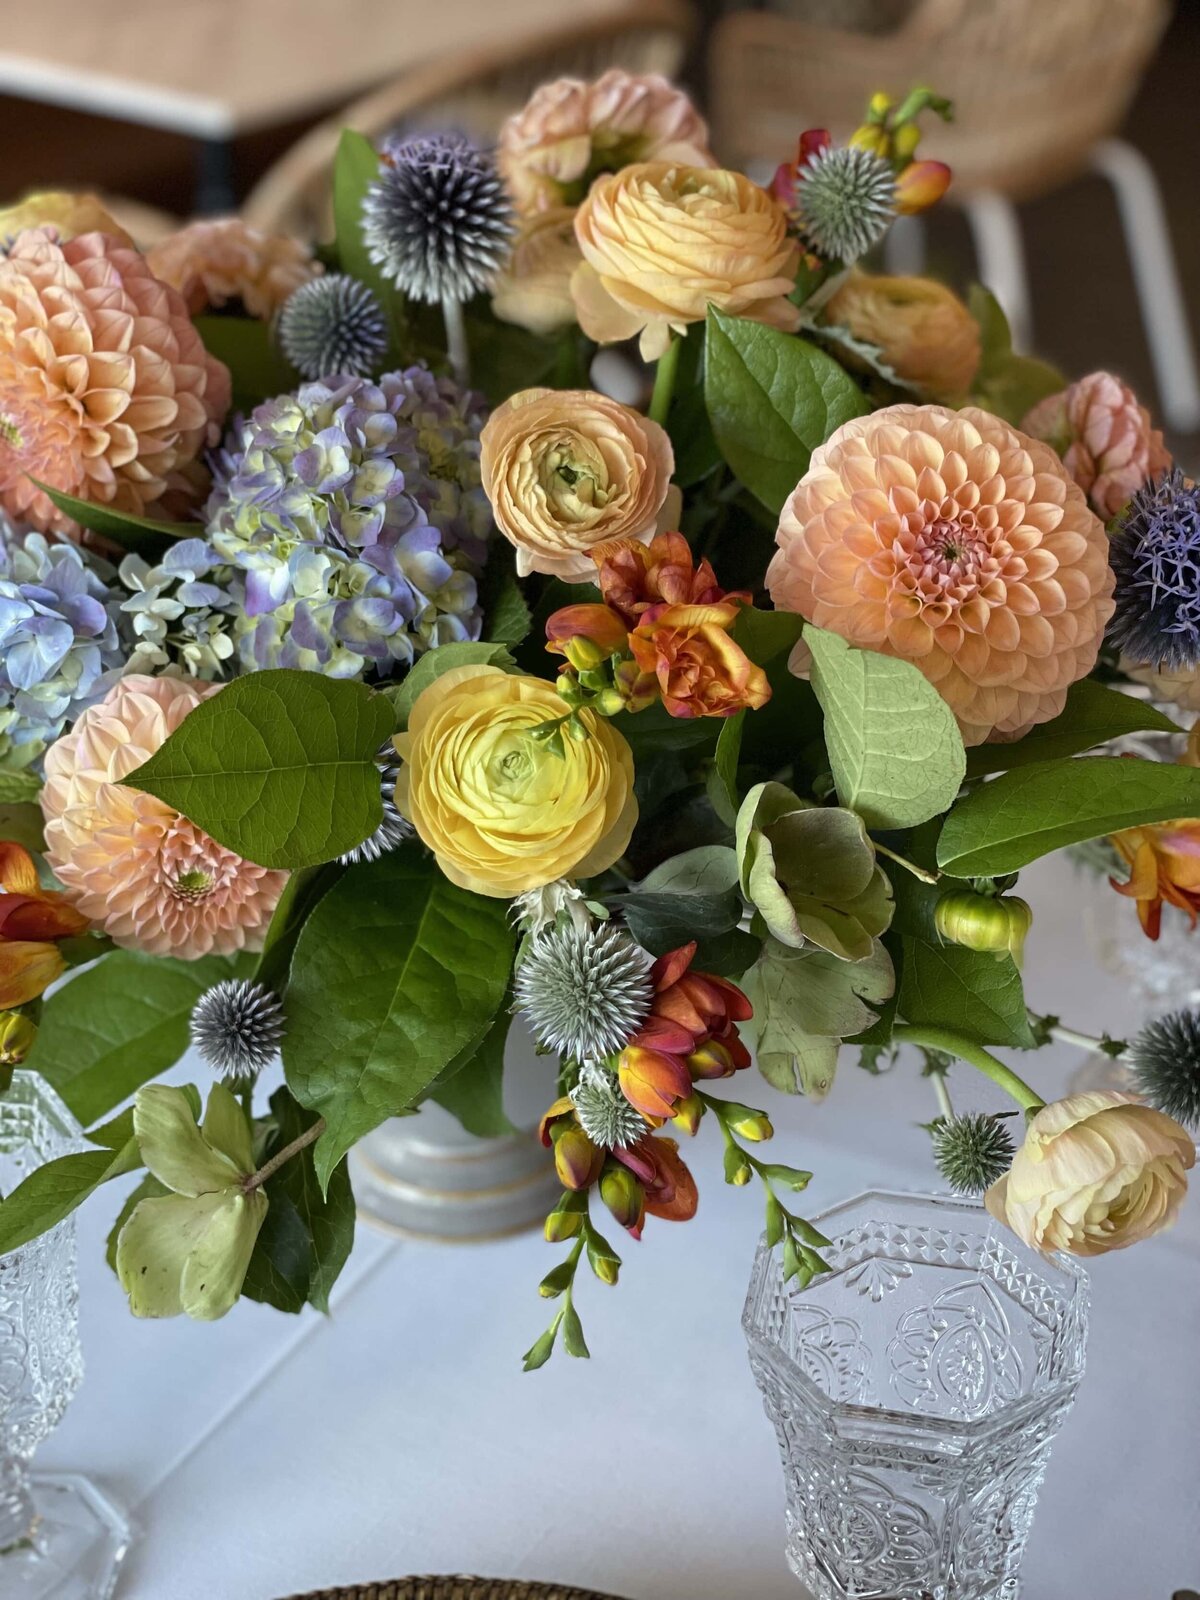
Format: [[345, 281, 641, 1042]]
[[491, 207, 581, 336], [479, 387, 677, 580], [571, 162, 801, 361], [498, 70, 715, 214], [985, 1091, 1195, 1257], [392, 665, 637, 898], [823, 270, 981, 401]]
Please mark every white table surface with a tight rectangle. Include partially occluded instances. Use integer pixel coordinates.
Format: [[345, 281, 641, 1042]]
[[40, 853, 1200, 1600]]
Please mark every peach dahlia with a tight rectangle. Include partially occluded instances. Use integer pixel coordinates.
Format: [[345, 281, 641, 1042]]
[[767, 403, 1115, 746], [40, 676, 286, 958]]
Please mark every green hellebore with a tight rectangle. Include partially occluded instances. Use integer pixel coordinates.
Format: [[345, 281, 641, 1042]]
[[735, 781, 893, 961], [116, 1083, 267, 1322]]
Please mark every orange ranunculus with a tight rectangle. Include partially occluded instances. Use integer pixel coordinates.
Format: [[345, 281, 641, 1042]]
[[595, 531, 731, 624], [629, 602, 771, 719], [1109, 819, 1200, 938], [0, 841, 89, 1007]]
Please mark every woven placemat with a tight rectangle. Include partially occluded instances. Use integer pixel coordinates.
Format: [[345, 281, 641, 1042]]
[[279, 1580, 628, 1600]]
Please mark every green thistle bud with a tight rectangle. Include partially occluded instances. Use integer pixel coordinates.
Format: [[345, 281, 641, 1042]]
[[934, 890, 1032, 966], [930, 1112, 1016, 1195]]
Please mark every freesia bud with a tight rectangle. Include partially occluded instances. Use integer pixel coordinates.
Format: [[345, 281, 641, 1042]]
[[893, 122, 922, 159], [0, 1010, 37, 1066], [895, 159, 952, 215], [849, 124, 889, 156], [671, 1091, 704, 1137], [727, 1107, 774, 1143], [552, 1123, 604, 1191], [600, 1161, 646, 1238]]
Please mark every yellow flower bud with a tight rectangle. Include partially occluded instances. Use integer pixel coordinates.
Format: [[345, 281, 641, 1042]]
[[893, 123, 922, 159], [0, 1011, 37, 1066], [849, 125, 889, 156]]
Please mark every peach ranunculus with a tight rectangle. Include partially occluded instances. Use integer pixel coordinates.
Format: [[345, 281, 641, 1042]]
[[767, 403, 1115, 746], [571, 163, 801, 362], [1109, 817, 1200, 938], [0, 840, 90, 1007], [491, 206, 581, 336], [498, 70, 715, 214], [1121, 657, 1200, 715], [1022, 371, 1171, 521], [146, 218, 320, 320], [479, 387, 676, 580], [628, 602, 770, 719], [985, 1091, 1195, 1256], [40, 676, 287, 958], [823, 270, 981, 401]]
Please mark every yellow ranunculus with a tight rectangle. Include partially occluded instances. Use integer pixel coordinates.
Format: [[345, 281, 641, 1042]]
[[985, 1091, 1195, 1257], [571, 162, 801, 361], [823, 270, 981, 401], [392, 665, 637, 898]]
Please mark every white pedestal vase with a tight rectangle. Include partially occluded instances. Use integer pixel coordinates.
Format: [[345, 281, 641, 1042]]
[[350, 1017, 562, 1242]]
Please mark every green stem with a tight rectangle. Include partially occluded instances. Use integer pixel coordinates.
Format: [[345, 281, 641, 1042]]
[[442, 295, 469, 386], [648, 335, 682, 426], [893, 1024, 1045, 1113], [1050, 1023, 1129, 1058], [873, 840, 940, 885], [931, 1070, 955, 1123]]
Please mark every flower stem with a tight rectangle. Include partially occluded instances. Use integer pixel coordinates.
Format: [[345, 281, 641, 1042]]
[[873, 840, 940, 885], [243, 1117, 326, 1193], [1050, 1022, 1129, 1058], [931, 1069, 955, 1122], [648, 335, 682, 426], [893, 1024, 1045, 1113], [442, 295, 469, 386]]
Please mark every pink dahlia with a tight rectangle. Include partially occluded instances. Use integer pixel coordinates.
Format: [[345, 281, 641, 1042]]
[[767, 403, 1115, 746], [1022, 371, 1171, 521], [40, 676, 286, 958], [146, 218, 320, 320], [0, 229, 230, 538]]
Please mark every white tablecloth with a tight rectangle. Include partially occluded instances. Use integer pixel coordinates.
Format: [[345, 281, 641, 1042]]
[[40, 856, 1200, 1600]]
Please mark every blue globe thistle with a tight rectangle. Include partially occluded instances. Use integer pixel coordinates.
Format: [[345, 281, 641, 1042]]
[[1129, 1007, 1200, 1129], [930, 1112, 1016, 1195], [338, 743, 412, 865], [514, 923, 652, 1064], [795, 144, 896, 262], [204, 368, 492, 679], [190, 979, 285, 1081], [362, 133, 514, 304], [0, 522, 123, 768], [277, 274, 389, 380], [1108, 468, 1200, 670]]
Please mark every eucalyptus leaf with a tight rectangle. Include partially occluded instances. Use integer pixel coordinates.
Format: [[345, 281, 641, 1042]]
[[283, 847, 515, 1191], [705, 308, 869, 513], [126, 669, 394, 869], [806, 625, 966, 829], [937, 756, 1200, 877], [965, 681, 1180, 778]]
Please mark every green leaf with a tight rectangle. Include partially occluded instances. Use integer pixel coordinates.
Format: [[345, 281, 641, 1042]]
[[126, 669, 394, 869], [386, 641, 517, 728], [0, 1108, 142, 1255], [561, 1301, 590, 1359], [729, 606, 805, 669], [806, 624, 966, 829], [937, 756, 1200, 877], [30, 480, 196, 555], [899, 936, 1034, 1049], [967, 286, 1064, 424], [431, 1006, 516, 1138], [522, 1314, 561, 1371], [480, 566, 533, 648], [712, 711, 745, 828], [332, 129, 404, 359], [193, 315, 299, 412], [283, 846, 515, 1191], [253, 862, 343, 995], [965, 682, 1181, 778], [0, 802, 44, 853], [241, 1088, 355, 1314], [27, 950, 252, 1126], [704, 308, 870, 513], [620, 845, 742, 956], [0, 769, 40, 804]]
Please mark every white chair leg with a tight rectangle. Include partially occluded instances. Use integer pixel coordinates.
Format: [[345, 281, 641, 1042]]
[[960, 190, 1033, 352], [884, 213, 926, 277], [1090, 136, 1200, 433]]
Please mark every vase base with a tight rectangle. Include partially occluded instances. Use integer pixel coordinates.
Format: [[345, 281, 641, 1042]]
[[0, 1473, 133, 1598]]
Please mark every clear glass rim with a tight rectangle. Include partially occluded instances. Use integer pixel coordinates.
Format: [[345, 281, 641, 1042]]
[[3, 1070, 82, 1150]]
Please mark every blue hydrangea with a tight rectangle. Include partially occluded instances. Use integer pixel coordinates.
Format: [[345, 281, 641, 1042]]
[[204, 368, 490, 678], [115, 540, 239, 680], [1109, 468, 1200, 670], [0, 522, 124, 768]]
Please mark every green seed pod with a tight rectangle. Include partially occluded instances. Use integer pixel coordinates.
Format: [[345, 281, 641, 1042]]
[[934, 890, 1032, 967]]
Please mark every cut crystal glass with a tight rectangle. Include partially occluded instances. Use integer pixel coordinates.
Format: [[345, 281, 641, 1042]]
[[744, 1190, 1088, 1600], [0, 1072, 133, 1597]]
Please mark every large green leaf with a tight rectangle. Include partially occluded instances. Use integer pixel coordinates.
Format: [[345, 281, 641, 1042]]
[[385, 640, 517, 727], [126, 670, 394, 869], [806, 625, 966, 830], [898, 937, 1033, 1049], [0, 1108, 141, 1254], [966, 682, 1180, 778], [332, 128, 404, 360], [253, 863, 343, 995], [27, 951, 251, 1126], [704, 309, 870, 514], [283, 847, 515, 1190], [937, 756, 1200, 877], [431, 1006, 516, 1138], [620, 845, 742, 958], [0, 801, 44, 853], [30, 480, 196, 555], [193, 315, 299, 411], [967, 285, 1064, 424]]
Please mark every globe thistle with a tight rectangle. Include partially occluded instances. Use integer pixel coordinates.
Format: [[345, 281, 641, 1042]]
[[1108, 468, 1200, 671], [930, 1112, 1016, 1195], [1129, 1007, 1200, 1129], [190, 979, 285, 1081], [513, 923, 652, 1063], [362, 133, 515, 304], [339, 742, 412, 865], [277, 274, 389, 381], [794, 144, 896, 262], [571, 1064, 648, 1151]]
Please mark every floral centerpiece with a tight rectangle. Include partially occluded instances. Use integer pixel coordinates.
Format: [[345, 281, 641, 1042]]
[[0, 80, 1197, 1364]]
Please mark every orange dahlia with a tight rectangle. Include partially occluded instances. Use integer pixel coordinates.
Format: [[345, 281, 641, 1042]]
[[40, 676, 286, 958], [767, 403, 1114, 745], [146, 219, 320, 320], [0, 229, 230, 537]]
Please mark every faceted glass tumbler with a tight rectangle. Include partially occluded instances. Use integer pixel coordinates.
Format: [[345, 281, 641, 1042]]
[[744, 1190, 1088, 1600], [0, 1072, 132, 1597]]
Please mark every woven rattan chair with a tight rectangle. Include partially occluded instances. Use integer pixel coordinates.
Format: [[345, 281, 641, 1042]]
[[243, 0, 694, 242], [708, 0, 1199, 430]]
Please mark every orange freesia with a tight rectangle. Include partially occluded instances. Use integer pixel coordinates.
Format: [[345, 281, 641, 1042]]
[[544, 602, 629, 666], [895, 159, 951, 215], [0, 842, 89, 1007], [613, 1134, 699, 1223], [629, 602, 770, 719], [595, 531, 732, 624], [618, 1043, 694, 1118], [618, 943, 753, 1115], [1110, 820, 1200, 939]]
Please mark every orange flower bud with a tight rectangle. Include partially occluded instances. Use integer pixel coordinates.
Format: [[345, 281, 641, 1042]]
[[670, 1091, 704, 1137], [545, 602, 629, 661], [895, 160, 951, 215], [618, 1044, 694, 1118]]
